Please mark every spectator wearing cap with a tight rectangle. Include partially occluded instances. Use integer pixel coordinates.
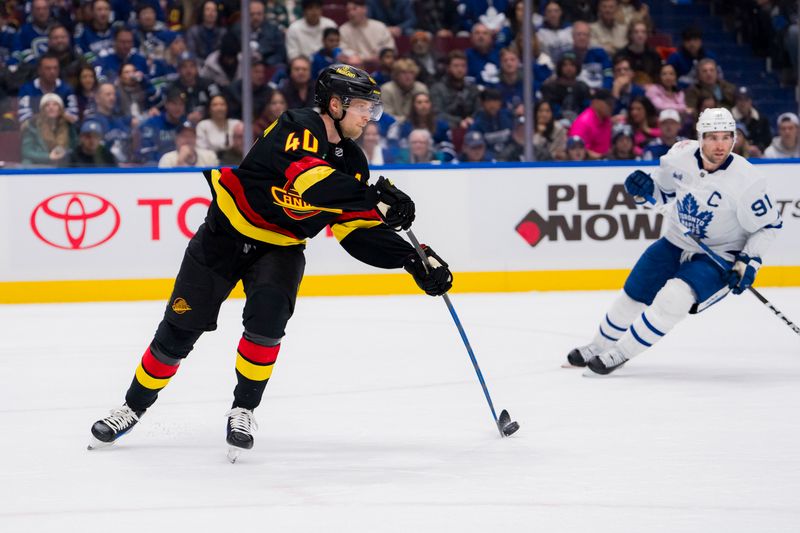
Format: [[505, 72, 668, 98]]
[[21, 92, 77, 166], [68, 119, 118, 167], [339, 0, 395, 65], [568, 89, 614, 159], [609, 56, 645, 116], [371, 48, 396, 86], [498, 115, 549, 162], [380, 59, 428, 118], [667, 27, 717, 88], [201, 32, 242, 88], [158, 121, 219, 167], [186, 1, 227, 61], [590, 0, 628, 56], [414, 0, 460, 39], [277, 56, 315, 109], [74, 0, 116, 64], [534, 100, 567, 160], [368, 0, 416, 38], [614, 20, 661, 85], [538, 1, 574, 63], [133, 4, 178, 63], [95, 28, 149, 83], [231, 0, 286, 66], [607, 123, 637, 160], [469, 88, 514, 155], [466, 23, 501, 86], [84, 82, 135, 162], [285, 0, 337, 61], [569, 21, 613, 90], [540, 52, 591, 121], [684, 58, 736, 112], [731, 86, 772, 153], [310, 28, 341, 79], [137, 85, 187, 165], [732, 122, 762, 159], [565, 134, 588, 161], [642, 109, 686, 161], [645, 63, 688, 117], [168, 51, 221, 124], [17, 53, 79, 124], [764, 112, 800, 159], [459, 130, 494, 163], [430, 50, 481, 130]]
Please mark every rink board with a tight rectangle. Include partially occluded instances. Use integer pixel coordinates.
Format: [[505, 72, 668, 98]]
[[0, 161, 798, 303]]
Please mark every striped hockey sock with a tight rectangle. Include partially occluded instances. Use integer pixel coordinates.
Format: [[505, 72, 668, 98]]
[[233, 336, 280, 410], [125, 345, 181, 410], [592, 291, 646, 349]]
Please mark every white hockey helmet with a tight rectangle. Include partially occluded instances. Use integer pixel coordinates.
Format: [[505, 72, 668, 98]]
[[696, 107, 736, 162]]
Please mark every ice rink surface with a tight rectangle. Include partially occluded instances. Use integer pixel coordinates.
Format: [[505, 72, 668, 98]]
[[1, 289, 799, 532]]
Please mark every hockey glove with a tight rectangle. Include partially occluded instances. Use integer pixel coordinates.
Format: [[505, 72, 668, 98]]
[[373, 176, 415, 231], [624, 170, 654, 201], [404, 245, 453, 297], [726, 253, 761, 295]]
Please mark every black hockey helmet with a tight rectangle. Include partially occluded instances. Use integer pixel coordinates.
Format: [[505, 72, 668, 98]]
[[315, 63, 383, 121]]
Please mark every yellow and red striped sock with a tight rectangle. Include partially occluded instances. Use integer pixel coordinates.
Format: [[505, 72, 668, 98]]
[[233, 336, 280, 410]]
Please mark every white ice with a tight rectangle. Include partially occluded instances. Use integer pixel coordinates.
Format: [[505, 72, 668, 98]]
[[1, 289, 799, 532]]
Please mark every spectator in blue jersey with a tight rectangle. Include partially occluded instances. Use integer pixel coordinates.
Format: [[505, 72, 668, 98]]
[[8, 0, 51, 69], [469, 88, 513, 155], [458, 130, 495, 163], [457, 0, 511, 34], [137, 85, 187, 165], [133, 4, 177, 63], [95, 28, 148, 83], [667, 26, 717, 89], [47, 24, 82, 91], [84, 82, 134, 162], [169, 51, 221, 124], [430, 49, 481, 130], [147, 33, 185, 94], [231, 0, 286, 67], [380, 58, 428, 118], [540, 52, 591, 121], [116, 62, 161, 123], [370, 47, 396, 86], [570, 20, 613, 90], [609, 56, 645, 116], [186, 0, 227, 61], [310, 27, 340, 78], [276, 55, 315, 109], [74, 0, 116, 64], [367, 0, 416, 37], [21, 92, 77, 166], [510, 32, 554, 95], [642, 109, 685, 161], [466, 23, 500, 85], [538, 1, 574, 62], [387, 91, 454, 159], [18, 53, 79, 124], [492, 48, 524, 111]]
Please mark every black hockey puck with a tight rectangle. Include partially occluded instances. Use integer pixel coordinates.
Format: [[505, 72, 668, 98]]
[[497, 409, 520, 437]]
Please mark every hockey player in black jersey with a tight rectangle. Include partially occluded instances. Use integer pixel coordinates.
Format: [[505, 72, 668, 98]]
[[89, 64, 453, 461]]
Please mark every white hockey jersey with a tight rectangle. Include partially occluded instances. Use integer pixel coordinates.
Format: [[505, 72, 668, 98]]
[[651, 140, 782, 262]]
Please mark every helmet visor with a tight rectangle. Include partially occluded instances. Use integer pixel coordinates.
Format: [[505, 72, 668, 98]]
[[345, 99, 384, 121]]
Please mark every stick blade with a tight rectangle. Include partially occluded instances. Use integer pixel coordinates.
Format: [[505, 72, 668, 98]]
[[497, 409, 520, 437]]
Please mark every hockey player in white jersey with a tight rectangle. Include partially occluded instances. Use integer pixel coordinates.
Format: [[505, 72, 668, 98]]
[[567, 108, 783, 375]]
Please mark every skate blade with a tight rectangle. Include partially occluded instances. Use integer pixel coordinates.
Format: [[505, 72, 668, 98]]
[[227, 446, 246, 463], [87, 436, 114, 450]]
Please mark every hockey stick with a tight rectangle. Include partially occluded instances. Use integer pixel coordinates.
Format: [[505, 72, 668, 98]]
[[405, 229, 519, 437], [642, 194, 800, 336]]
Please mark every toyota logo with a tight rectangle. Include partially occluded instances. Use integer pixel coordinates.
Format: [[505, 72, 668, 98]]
[[30, 192, 121, 250]]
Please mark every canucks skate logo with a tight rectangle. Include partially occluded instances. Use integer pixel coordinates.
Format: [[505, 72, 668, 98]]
[[677, 194, 714, 239]]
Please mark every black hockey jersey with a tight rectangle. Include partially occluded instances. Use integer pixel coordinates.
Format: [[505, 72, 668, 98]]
[[204, 107, 414, 268]]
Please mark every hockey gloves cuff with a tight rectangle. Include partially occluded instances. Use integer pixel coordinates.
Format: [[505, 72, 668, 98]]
[[726, 253, 761, 295], [404, 245, 453, 297], [373, 176, 415, 231], [624, 170, 654, 203]]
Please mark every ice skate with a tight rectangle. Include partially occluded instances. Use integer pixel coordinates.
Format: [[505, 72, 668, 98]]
[[226, 407, 257, 463], [88, 405, 145, 450], [564, 343, 603, 368], [584, 348, 629, 376]]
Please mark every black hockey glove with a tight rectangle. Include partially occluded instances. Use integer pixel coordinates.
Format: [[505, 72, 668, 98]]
[[373, 176, 415, 231], [404, 245, 453, 297]]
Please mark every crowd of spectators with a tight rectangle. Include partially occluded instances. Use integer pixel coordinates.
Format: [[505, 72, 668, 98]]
[[0, 0, 798, 169]]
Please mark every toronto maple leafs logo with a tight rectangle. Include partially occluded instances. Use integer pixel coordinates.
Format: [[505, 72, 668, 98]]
[[677, 194, 714, 239]]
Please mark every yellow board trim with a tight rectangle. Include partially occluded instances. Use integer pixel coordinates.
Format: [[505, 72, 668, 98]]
[[293, 165, 336, 195], [210, 169, 306, 247], [235, 354, 274, 381], [135, 364, 171, 390], [331, 219, 383, 242], [2, 266, 799, 304]]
